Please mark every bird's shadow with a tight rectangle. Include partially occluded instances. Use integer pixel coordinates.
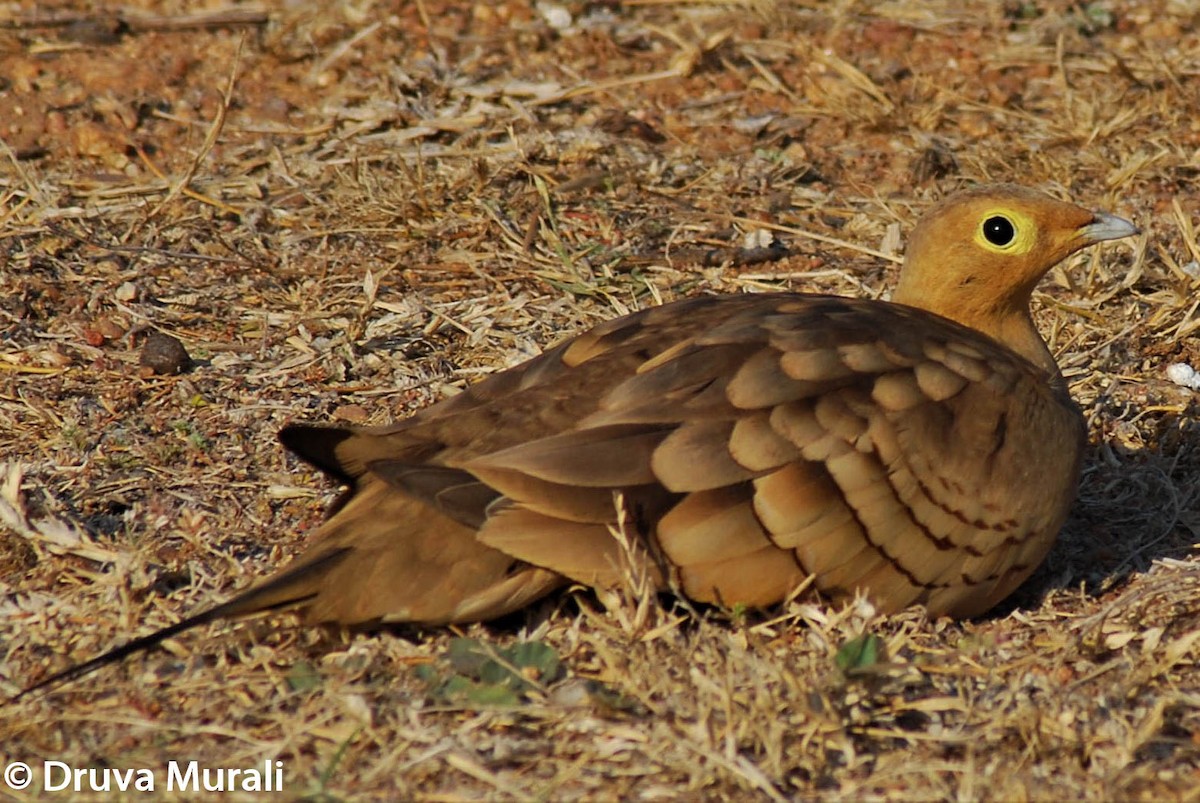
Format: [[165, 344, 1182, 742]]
[[994, 408, 1200, 617]]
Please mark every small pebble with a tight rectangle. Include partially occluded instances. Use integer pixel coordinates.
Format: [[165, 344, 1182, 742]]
[[742, 229, 775, 250], [95, 317, 125, 340], [1166, 362, 1200, 390], [332, 404, 370, 424], [732, 114, 775, 135], [538, 1, 572, 30], [139, 331, 191, 375], [62, 17, 124, 46]]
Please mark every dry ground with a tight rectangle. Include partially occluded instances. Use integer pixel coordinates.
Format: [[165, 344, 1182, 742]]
[[2, 0, 1200, 800]]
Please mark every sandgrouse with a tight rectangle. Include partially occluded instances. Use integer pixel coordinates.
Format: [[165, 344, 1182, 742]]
[[23, 184, 1136, 694]]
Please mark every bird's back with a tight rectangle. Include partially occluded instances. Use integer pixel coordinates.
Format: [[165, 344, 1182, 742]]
[[282, 292, 1085, 620]]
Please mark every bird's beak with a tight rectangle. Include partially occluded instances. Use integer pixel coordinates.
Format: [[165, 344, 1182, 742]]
[[1079, 212, 1139, 244]]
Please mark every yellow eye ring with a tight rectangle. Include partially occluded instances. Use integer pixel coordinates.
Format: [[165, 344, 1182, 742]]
[[981, 215, 1017, 247], [973, 208, 1036, 255]]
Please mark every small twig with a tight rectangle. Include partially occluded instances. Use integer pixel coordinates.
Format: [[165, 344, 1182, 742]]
[[527, 67, 699, 108], [43, 222, 249, 265], [0, 136, 45, 207], [310, 21, 381, 84], [443, 753, 535, 803], [0, 362, 65, 375], [729, 214, 904, 264], [0, 8, 269, 33]]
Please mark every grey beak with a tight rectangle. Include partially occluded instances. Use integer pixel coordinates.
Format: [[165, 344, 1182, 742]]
[[1081, 212, 1139, 243]]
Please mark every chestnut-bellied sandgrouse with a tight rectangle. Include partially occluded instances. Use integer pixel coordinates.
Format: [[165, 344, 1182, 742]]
[[21, 184, 1137, 695]]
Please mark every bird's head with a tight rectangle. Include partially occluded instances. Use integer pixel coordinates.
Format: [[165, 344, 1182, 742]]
[[893, 183, 1137, 372]]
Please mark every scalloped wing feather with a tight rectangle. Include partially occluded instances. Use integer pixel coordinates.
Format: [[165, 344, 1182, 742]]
[[272, 293, 1083, 622]]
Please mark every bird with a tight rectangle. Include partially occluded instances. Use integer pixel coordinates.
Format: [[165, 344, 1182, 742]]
[[19, 183, 1136, 696]]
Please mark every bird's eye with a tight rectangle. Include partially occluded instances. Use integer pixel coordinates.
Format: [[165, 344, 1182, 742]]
[[982, 215, 1017, 247]]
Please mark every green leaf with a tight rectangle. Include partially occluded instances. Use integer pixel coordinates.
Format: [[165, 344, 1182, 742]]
[[466, 683, 521, 707], [427, 639, 566, 704], [835, 633, 887, 674], [504, 641, 562, 684], [440, 675, 477, 699], [446, 637, 491, 676], [286, 661, 322, 692]]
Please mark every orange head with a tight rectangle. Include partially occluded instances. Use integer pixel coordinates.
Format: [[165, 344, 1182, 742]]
[[893, 183, 1137, 373]]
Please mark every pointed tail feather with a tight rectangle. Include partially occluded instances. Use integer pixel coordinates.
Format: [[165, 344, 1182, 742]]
[[14, 546, 353, 700]]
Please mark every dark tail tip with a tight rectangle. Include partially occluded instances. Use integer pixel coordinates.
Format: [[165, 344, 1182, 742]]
[[13, 547, 349, 701], [11, 606, 222, 702], [278, 423, 356, 484]]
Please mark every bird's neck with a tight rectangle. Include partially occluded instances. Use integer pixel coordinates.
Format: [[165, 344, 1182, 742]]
[[991, 309, 1062, 377], [897, 287, 1065, 386], [894, 268, 1067, 385], [963, 306, 1067, 392]]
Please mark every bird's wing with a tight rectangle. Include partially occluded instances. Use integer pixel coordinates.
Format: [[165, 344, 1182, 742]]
[[286, 293, 1084, 619]]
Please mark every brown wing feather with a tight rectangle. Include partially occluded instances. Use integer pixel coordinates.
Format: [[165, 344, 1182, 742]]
[[269, 294, 1082, 623], [228, 480, 564, 626], [476, 505, 644, 589]]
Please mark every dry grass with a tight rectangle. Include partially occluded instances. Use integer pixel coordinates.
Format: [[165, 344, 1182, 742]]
[[2, 0, 1200, 799]]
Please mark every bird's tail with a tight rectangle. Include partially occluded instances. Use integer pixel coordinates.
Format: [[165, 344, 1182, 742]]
[[13, 545, 352, 700], [16, 476, 565, 699]]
